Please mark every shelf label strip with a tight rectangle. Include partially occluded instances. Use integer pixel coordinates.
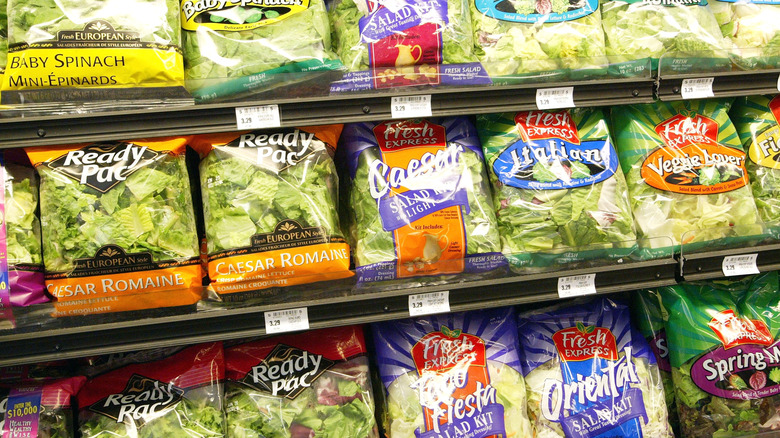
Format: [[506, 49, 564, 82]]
[[722, 253, 759, 277], [409, 291, 450, 317], [264, 307, 309, 334], [391, 95, 432, 119], [680, 78, 714, 100], [558, 274, 597, 298], [536, 86, 575, 110], [236, 105, 281, 130]]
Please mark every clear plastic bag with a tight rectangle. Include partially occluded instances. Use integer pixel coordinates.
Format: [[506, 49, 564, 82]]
[[0, 377, 86, 438], [709, 0, 780, 69]]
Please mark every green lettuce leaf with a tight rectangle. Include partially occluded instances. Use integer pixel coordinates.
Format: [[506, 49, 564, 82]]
[[3, 164, 42, 266]]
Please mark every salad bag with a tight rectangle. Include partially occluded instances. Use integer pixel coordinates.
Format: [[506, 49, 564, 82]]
[[181, 0, 344, 102], [659, 273, 780, 437], [78, 342, 225, 438], [600, 0, 730, 75], [518, 297, 673, 437], [372, 307, 532, 437], [709, 0, 780, 69], [1, 156, 46, 308], [730, 95, 780, 232], [328, 0, 491, 92], [192, 126, 352, 299], [611, 100, 762, 257], [0, 377, 86, 438], [2, 0, 186, 105], [632, 289, 678, 434], [224, 326, 378, 438], [25, 138, 203, 316], [339, 117, 505, 283], [477, 109, 636, 271], [470, 0, 608, 82]]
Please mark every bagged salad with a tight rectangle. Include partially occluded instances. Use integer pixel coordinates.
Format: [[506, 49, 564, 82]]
[[339, 117, 505, 283], [26, 138, 203, 316], [477, 109, 636, 271], [470, 0, 608, 82], [225, 326, 378, 438], [3, 0, 187, 106], [659, 273, 780, 437], [730, 95, 780, 230], [633, 289, 678, 434], [1, 156, 46, 308], [192, 126, 352, 299], [372, 307, 532, 437], [78, 342, 225, 438], [518, 297, 672, 437], [0, 377, 86, 438], [181, 0, 344, 102], [600, 0, 730, 75], [611, 100, 762, 257], [709, 0, 780, 69], [328, 0, 489, 90]]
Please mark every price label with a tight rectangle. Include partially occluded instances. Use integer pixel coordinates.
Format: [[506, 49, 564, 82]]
[[680, 78, 714, 100], [776, 74, 780, 93], [558, 274, 597, 298], [536, 87, 575, 110], [264, 307, 309, 334], [722, 254, 759, 276], [391, 95, 432, 119], [408, 291, 450, 317], [236, 105, 281, 130]]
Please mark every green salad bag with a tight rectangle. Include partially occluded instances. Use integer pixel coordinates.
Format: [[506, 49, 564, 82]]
[[730, 95, 780, 233], [477, 109, 636, 271], [611, 100, 762, 258], [660, 273, 780, 438], [709, 0, 780, 69]]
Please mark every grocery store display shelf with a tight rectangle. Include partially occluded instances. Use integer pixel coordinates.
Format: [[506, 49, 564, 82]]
[[0, 257, 676, 366], [0, 77, 654, 148], [657, 68, 780, 101], [679, 242, 780, 282]]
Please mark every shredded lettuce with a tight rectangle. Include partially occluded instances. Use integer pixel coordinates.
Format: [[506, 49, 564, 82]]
[[709, 0, 780, 69], [3, 164, 42, 266]]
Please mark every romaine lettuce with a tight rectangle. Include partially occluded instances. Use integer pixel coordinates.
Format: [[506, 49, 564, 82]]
[[4, 163, 41, 266], [709, 0, 780, 69]]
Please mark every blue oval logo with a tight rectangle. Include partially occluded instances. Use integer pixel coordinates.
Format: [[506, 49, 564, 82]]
[[474, 0, 598, 23]]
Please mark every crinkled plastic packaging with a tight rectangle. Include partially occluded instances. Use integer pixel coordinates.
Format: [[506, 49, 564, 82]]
[[0, 377, 86, 438], [518, 297, 673, 437], [340, 117, 505, 283], [709, 0, 780, 69], [478, 109, 636, 271], [77, 342, 225, 438], [26, 138, 203, 316], [191, 126, 353, 299], [372, 307, 532, 437], [224, 326, 378, 438]]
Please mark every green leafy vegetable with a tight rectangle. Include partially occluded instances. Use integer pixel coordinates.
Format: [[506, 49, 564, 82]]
[[770, 368, 780, 383], [709, 0, 780, 69], [0, 0, 7, 72], [4, 163, 42, 266]]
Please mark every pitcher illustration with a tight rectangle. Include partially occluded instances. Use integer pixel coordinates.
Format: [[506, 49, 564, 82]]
[[395, 44, 423, 67]]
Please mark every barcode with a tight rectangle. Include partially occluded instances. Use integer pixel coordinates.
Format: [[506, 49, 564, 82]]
[[540, 90, 568, 96], [274, 310, 300, 316], [687, 78, 711, 85], [400, 96, 427, 102], [567, 275, 590, 281], [730, 255, 753, 261]]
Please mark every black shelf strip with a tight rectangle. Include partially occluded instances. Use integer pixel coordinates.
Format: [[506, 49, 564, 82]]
[[657, 69, 780, 101], [0, 258, 676, 366], [0, 78, 654, 148], [679, 242, 780, 282]]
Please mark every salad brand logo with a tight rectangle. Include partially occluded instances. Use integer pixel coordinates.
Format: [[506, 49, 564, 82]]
[[225, 129, 319, 174], [89, 374, 183, 426], [58, 20, 141, 43], [373, 120, 447, 151], [552, 323, 619, 362], [749, 95, 780, 170], [474, 0, 598, 23], [69, 245, 155, 276], [181, 0, 310, 31], [515, 110, 580, 144], [46, 143, 161, 193], [411, 326, 486, 374], [243, 344, 334, 399], [655, 113, 719, 149], [708, 309, 773, 349]]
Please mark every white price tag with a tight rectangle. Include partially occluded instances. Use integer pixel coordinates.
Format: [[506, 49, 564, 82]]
[[536, 87, 575, 110], [409, 291, 450, 317], [264, 307, 309, 334], [236, 105, 281, 130], [680, 78, 714, 100], [391, 95, 432, 119], [722, 254, 759, 276], [776, 74, 780, 93], [558, 274, 597, 298]]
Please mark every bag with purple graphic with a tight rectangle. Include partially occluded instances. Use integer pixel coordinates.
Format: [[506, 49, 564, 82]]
[[0, 376, 86, 438], [372, 307, 532, 437], [660, 273, 780, 437], [518, 297, 672, 438], [340, 117, 505, 284]]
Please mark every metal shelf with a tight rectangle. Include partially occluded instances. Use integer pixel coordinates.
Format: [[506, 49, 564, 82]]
[[657, 69, 780, 101], [0, 77, 654, 148], [0, 257, 676, 366], [679, 242, 780, 282]]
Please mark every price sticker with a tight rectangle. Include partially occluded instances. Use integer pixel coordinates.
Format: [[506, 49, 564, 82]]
[[776, 74, 780, 93], [680, 78, 714, 100], [391, 95, 432, 119], [558, 274, 597, 299], [722, 254, 759, 277], [409, 291, 450, 317], [264, 307, 309, 334], [236, 105, 281, 130], [536, 87, 575, 110]]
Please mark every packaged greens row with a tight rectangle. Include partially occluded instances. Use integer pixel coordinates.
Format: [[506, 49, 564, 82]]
[[4, 97, 780, 319], [1, 0, 780, 104], [0, 296, 680, 438]]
